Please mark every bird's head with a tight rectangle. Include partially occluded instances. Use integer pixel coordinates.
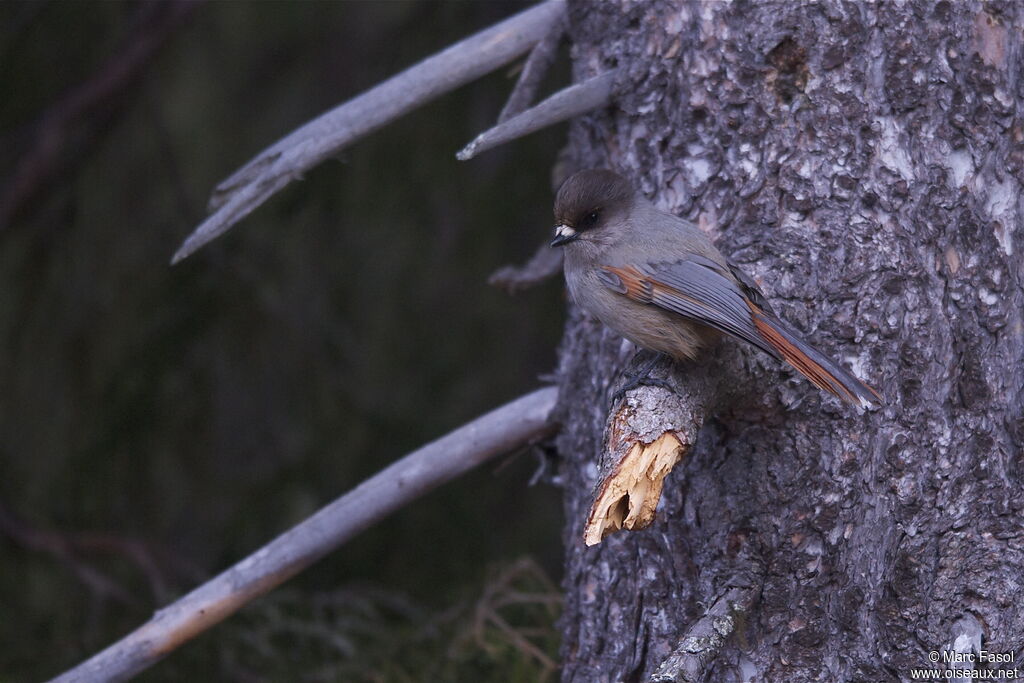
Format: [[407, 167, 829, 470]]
[[551, 169, 634, 247]]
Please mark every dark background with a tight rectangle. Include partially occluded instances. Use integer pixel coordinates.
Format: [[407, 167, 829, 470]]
[[0, 2, 566, 680]]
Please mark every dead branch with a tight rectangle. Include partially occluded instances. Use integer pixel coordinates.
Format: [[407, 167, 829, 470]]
[[457, 68, 620, 162], [584, 384, 709, 546], [488, 240, 563, 293], [48, 386, 559, 683], [583, 347, 739, 546], [0, 500, 138, 607], [171, 0, 566, 264], [468, 558, 561, 681], [497, 15, 565, 123], [0, 0, 201, 231], [650, 579, 763, 683], [1, 498, 207, 604]]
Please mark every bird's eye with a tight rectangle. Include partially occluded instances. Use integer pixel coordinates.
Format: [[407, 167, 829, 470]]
[[582, 210, 600, 227]]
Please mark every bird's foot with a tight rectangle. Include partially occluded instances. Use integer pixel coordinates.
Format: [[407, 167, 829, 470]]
[[610, 351, 674, 405]]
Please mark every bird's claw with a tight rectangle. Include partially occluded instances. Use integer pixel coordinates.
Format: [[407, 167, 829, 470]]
[[609, 352, 675, 405]]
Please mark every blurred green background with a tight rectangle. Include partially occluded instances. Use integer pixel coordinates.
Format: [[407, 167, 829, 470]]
[[0, 2, 566, 680]]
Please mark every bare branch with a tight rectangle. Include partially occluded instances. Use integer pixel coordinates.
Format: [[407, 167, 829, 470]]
[[457, 68, 619, 162], [650, 580, 763, 683], [171, 0, 566, 264], [0, 501, 196, 605], [583, 346, 744, 546], [0, 500, 138, 607], [488, 240, 563, 293], [48, 387, 559, 683], [497, 15, 565, 123]]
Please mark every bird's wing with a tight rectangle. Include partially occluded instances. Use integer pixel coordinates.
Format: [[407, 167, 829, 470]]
[[725, 257, 775, 315], [597, 255, 883, 407], [598, 254, 781, 359]]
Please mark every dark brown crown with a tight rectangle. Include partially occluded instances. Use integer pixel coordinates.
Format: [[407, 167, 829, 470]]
[[553, 170, 634, 231]]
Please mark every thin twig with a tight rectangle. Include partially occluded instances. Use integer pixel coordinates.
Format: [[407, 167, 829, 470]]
[[0, 500, 138, 607], [488, 240, 563, 293], [171, 0, 567, 264], [497, 15, 565, 123], [0, 0, 201, 231], [470, 558, 560, 680], [48, 387, 559, 683], [457, 68, 619, 162]]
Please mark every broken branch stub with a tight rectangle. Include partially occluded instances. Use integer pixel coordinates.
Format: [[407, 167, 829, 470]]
[[585, 427, 686, 546], [171, 0, 566, 264], [584, 354, 724, 546]]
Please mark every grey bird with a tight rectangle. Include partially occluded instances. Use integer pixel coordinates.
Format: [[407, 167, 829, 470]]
[[550, 169, 881, 408]]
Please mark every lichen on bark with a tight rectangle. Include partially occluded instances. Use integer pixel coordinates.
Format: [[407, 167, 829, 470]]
[[554, 1, 1024, 681]]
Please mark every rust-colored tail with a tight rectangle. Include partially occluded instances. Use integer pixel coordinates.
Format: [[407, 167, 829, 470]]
[[749, 305, 882, 408]]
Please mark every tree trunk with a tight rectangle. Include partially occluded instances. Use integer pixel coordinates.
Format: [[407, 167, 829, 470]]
[[553, 1, 1024, 681]]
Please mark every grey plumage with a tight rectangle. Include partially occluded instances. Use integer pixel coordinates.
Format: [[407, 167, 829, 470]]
[[551, 169, 881, 408]]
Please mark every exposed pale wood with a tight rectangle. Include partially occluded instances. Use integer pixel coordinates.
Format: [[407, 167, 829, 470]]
[[585, 423, 684, 546]]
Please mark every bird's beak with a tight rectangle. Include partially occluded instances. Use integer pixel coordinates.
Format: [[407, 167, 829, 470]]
[[550, 224, 579, 247]]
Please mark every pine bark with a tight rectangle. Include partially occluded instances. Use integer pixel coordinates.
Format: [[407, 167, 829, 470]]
[[553, 1, 1024, 681]]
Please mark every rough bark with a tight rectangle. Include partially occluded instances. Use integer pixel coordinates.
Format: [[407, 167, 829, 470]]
[[554, 2, 1024, 681]]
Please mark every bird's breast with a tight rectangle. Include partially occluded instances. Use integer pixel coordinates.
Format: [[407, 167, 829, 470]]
[[564, 263, 717, 360]]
